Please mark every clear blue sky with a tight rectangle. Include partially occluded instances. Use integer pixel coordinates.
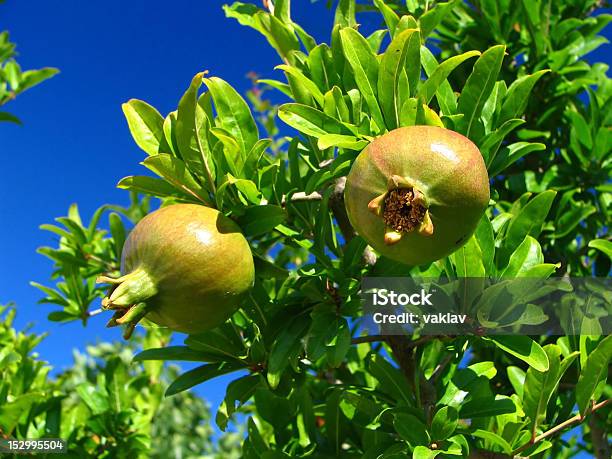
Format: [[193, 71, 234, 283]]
[[1, 0, 609, 453]]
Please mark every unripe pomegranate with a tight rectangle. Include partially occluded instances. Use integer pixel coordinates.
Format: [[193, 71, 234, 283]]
[[344, 126, 489, 265], [97, 204, 255, 337]]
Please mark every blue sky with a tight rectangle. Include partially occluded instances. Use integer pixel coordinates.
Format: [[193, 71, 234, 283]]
[[1, 0, 609, 453]]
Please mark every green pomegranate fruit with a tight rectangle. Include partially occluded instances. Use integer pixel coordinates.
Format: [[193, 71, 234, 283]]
[[97, 204, 255, 338], [344, 126, 490, 265]]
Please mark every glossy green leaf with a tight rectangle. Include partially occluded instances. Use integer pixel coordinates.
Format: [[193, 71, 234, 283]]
[[488, 336, 549, 372], [576, 335, 612, 416], [378, 28, 420, 129], [340, 27, 385, 131], [122, 99, 166, 156], [267, 315, 310, 389], [204, 76, 258, 154], [418, 51, 480, 104], [504, 190, 556, 251], [394, 413, 428, 447], [588, 239, 612, 259], [430, 406, 458, 441], [498, 70, 549, 124], [165, 362, 243, 396], [278, 103, 355, 137], [456, 45, 505, 137], [276, 64, 325, 107], [419, 0, 457, 39], [117, 175, 186, 198], [369, 354, 413, 406]]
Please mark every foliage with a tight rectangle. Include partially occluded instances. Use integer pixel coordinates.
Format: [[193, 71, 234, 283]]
[[16, 0, 612, 458], [0, 305, 242, 458], [0, 20, 57, 124]]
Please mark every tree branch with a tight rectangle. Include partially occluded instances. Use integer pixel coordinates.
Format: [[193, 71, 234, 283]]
[[328, 176, 357, 244], [281, 191, 323, 206], [589, 410, 611, 459], [511, 398, 612, 456]]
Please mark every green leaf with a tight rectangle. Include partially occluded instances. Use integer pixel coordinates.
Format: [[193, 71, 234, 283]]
[[488, 336, 549, 372], [334, 0, 356, 28], [0, 111, 21, 124], [223, 3, 300, 63], [267, 315, 310, 389], [166, 362, 243, 396], [133, 345, 216, 362], [498, 70, 549, 124], [340, 27, 385, 131], [459, 395, 516, 418], [185, 327, 247, 360], [394, 413, 428, 447], [501, 236, 543, 277], [430, 406, 458, 441], [17, 67, 58, 92], [278, 103, 355, 138], [117, 175, 186, 198], [176, 72, 215, 187], [0, 392, 46, 433], [418, 51, 480, 104], [504, 190, 556, 251], [412, 446, 441, 459], [326, 318, 351, 368], [456, 45, 505, 137], [237, 205, 286, 237], [419, 0, 457, 39], [488, 141, 546, 176], [373, 0, 400, 37], [122, 99, 166, 155], [588, 239, 612, 259], [576, 335, 612, 416], [452, 235, 485, 277], [470, 430, 512, 454], [76, 385, 109, 415], [369, 354, 413, 406], [507, 366, 526, 398], [217, 374, 261, 430], [142, 154, 209, 204], [420, 47, 456, 115], [204, 76, 258, 154], [276, 64, 325, 107], [317, 134, 368, 150], [378, 28, 420, 129], [523, 345, 561, 435], [108, 213, 126, 260]]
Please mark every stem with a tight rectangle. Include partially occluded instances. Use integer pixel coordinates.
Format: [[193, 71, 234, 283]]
[[511, 398, 612, 456], [281, 191, 323, 206], [329, 177, 356, 243], [590, 410, 611, 459]]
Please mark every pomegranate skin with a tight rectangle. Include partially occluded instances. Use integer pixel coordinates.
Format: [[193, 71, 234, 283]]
[[344, 126, 490, 265], [117, 204, 254, 334]]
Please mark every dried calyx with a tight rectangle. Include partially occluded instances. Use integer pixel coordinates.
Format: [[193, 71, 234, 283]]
[[368, 176, 434, 246]]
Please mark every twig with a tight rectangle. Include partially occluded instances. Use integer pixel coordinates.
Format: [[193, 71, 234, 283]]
[[511, 398, 612, 456], [589, 410, 611, 459], [329, 176, 356, 243], [281, 191, 323, 206]]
